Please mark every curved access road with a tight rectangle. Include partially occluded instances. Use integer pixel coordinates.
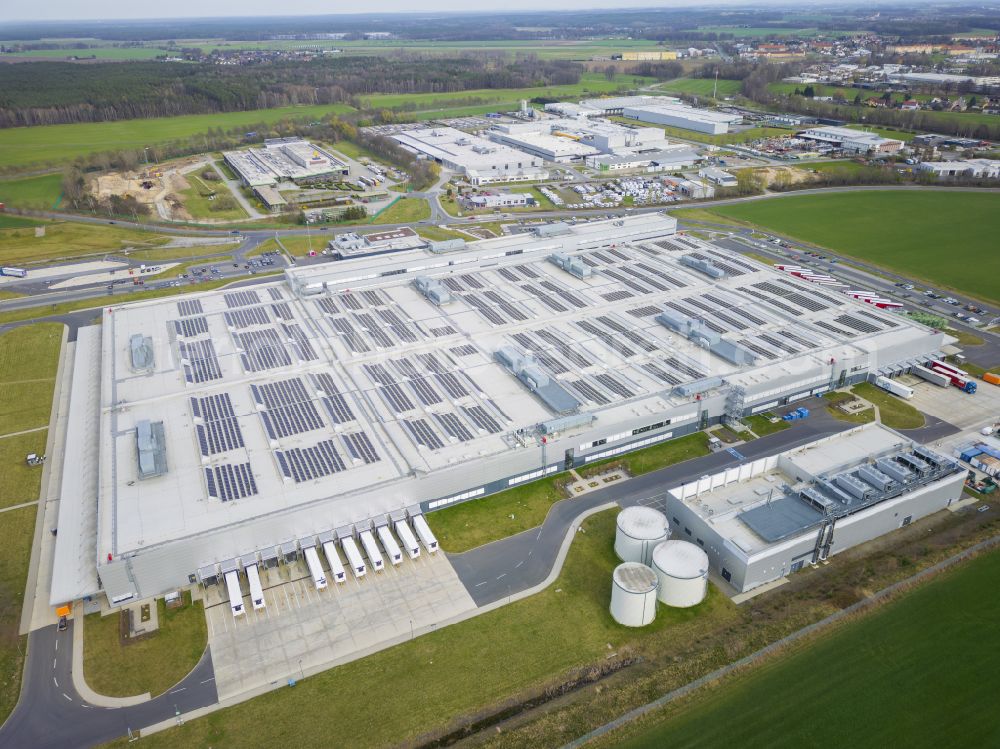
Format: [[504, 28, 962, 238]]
[[0, 621, 217, 749]]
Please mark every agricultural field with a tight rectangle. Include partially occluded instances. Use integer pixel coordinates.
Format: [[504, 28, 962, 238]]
[[606, 547, 1000, 749], [360, 72, 655, 111], [0, 104, 355, 170], [1, 46, 168, 60], [0, 323, 64, 724], [657, 78, 743, 97], [704, 191, 1000, 305], [0, 173, 64, 210], [371, 197, 431, 224], [0, 220, 172, 266]]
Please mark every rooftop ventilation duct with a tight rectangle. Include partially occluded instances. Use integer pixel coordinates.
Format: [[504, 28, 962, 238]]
[[495, 346, 581, 415], [534, 222, 572, 238], [129, 334, 154, 372], [548, 252, 592, 279], [679, 255, 725, 279], [656, 311, 756, 366], [413, 276, 453, 306], [876, 457, 914, 484], [136, 419, 167, 480]]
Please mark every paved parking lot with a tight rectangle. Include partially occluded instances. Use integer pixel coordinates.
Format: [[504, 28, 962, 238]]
[[204, 552, 475, 700], [904, 377, 1000, 430]]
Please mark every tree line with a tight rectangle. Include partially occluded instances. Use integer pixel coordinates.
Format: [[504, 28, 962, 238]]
[[0, 56, 583, 128]]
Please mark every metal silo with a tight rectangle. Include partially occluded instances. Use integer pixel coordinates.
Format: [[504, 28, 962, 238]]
[[610, 563, 658, 627], [614, 506, 670, 566], [651, 540, 709, 608]]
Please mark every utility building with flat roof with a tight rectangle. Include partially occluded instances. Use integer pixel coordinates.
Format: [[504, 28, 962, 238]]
[[664, 423, 965, 593], [48, 214, 947, 608], [390, 127, 548, 184]]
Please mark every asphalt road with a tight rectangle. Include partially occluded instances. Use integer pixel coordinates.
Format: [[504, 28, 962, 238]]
[[450, 403, 861, 606], [0, 622, 217, 749]]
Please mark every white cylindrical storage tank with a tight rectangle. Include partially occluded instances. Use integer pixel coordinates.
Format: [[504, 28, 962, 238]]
[[609, 563, 658, 627], [614, 506, 669, 566], [652, 540, 709, 608]]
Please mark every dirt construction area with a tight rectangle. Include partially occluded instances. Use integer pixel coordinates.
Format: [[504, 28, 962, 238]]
[[90, 155, 211, 221]]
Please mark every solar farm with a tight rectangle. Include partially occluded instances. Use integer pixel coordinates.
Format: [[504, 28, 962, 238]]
[[74, 213, 945, 606]]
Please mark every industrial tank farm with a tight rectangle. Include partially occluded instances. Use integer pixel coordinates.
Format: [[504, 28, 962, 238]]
[[614, 506, 670, 566], [651, 540, 710, 608]]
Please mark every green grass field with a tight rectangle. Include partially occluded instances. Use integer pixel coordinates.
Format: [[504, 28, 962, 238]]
[[371, 197, 431, 224], [744, 414, 791, 437], [609, 547, 1000, 749], [428, 477, 568, 553], [361, 72, 654, 112], [705, 191, 1000, 305], [0, 104, 355, 170], [118, 510, 737, 749], [851, 383, 925, 430], [2, 46, 168, 60], [178, 174, 248, 222], [0, 220, 172, 266], [0, 322, 64, 725], [0, 173, 64, 209], [83, 592, 207, 698], [657, 78, 742, 97]]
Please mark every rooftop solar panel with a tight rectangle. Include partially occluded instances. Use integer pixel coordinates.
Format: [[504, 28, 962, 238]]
[[205, 462, 258, 501], [235, 328, 292, 372], [462, 405, 502, 433], [275, 440, 347, 482], [177, 299, 204, 317], [224, 290, 262, 308], [224, 306, 271, 329], [342, 431, 379, 463], [403, 418, 445, 450], [174, 316, 209, 338], [435, 412, 474, 442], [179, 339, 222, 383], [312, 372, 355, 424]]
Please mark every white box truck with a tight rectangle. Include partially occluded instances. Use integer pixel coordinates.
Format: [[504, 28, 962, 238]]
[[304, 546, 328, 590], [359, 529, 385, 572], [377, 525, 403, 566], [322, 540, 347, 583]]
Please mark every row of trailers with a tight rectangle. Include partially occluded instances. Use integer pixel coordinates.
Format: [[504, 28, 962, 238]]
[[211, 515, 439, 618]]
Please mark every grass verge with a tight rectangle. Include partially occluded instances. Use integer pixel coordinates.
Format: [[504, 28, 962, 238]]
[[0, 431, 48, 509], [850, 383, 925, 430], [581, 432, 712, 478], [0, 507, 38, 724], [0, 323, 63, 433], [428, 477, 568, 554], [0, 219, 173, 267], [823, 391, 876, 425], [744, 414, 791, 437], [371, 197, 431, 224], [82, 592, 207, 698]]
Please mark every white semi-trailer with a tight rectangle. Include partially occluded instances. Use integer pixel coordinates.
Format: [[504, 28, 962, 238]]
[[322, 540, 347, 583], [395, 519, 420, 560], [359, 529, 385, 572], [225, 570, 245, 617], [413, 515, 439, 553], [304, 546, 328, 590], [341, 537, 366, 578], [874, 376, 914, 400], [377, 525, 403, 566], [245, 563, 266, 610]]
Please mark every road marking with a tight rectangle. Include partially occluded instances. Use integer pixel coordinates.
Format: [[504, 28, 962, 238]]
[[474, 581, 487, 587], [54, 640, 58, 652], [53, 676, 58, 688], [496, 573, 506, 580], [515, 560, 524, 568], [62, 693, 72, 702], [200, 677, 215, 684], [169, 687, 187, 694], [727, 447, 746, 460], [53, 658, 57, 670]]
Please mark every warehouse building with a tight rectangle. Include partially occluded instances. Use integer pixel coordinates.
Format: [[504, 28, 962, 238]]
[[585, 148, 701, 172], [664, 423, 964, 593], [916, 159, 1000, 179], [488, 128, 600, 162], [579, 95, 680, 117], [49, 214, 947, 607], [622, 103, 743, 135], [797, 126, 904, 155], [391, 127, 547, 184], [223, 138, 351, 187]]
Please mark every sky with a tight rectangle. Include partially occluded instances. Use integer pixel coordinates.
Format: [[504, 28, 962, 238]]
[[6, 0, 728, 23]]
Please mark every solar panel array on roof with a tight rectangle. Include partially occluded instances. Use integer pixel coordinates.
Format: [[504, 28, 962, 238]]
[[225, 290, 261, 308], [339, 292, 363, 311], [252, 378, 325, 440], [312, 372, 355, 424], [236, 328, 292, 372], [435, 412, 474, 442], [403, 418, 445, 450], [568, 378, 611, 405], [192, 393, 244, 456], [374, 307, 418, 342], [627, 305, 662, 318], [317, 298, 339, 315], [429, 326, 457, 338], [342, 431, 380, 463], [174, 316, 209, 338], [482, 289, 530, 321], [275, 440, 346, 482], [602, 290, 634, 302], [450, 344, 477, 357], [225, 306, 271, 329], [595, 372, 637, 399], [271, 302, 294, 321], [282, 322, 318, 361], [268, 287, 284, 301], [205, 462, 258, 501], [834, 314, 881, 334], [180, 339, 223, 383], [328, 317, 369, 353], [533, 328, 592, 368], [365, 363, 414, 413], [462, 405, 502, 433], [177, 299, 204, 317], [354, 312, 393, 348]]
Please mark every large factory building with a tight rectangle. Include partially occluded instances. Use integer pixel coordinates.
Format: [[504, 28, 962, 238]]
[[49, 214, 947, 608]]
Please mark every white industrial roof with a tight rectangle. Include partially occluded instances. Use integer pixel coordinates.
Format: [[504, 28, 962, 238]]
[[652, 540, 709, 579]]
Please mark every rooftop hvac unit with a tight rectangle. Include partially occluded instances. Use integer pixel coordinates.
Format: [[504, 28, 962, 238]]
[[897, 452, 932, 476], [800, 486, 835, 513], [858, 464, 894, 492], [876, 457, 914, 484], [834, 473, 874, 501]]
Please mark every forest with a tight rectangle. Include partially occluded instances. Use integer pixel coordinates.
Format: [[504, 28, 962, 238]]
[[0, 56, 583, 128]]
